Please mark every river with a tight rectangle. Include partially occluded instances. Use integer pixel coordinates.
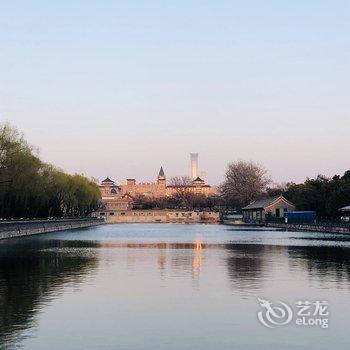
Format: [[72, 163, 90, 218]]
[[0, 224, 350, 349]]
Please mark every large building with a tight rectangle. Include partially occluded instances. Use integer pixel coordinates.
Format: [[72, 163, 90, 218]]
[[99, 177, 133, 211], [99, 154, 216, 202], [119, 167, 167, 197], [97, 154, 217, 215], [99, 166, 216, 200]]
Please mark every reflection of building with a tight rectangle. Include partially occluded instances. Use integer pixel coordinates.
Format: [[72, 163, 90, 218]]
[[242, 195, 295, 223]]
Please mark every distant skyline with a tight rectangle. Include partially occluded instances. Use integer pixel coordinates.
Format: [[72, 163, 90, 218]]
[[1, 1, 349, 185]]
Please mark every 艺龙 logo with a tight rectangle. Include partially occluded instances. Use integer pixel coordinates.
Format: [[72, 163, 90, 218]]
[[257, 298, 293, 328]]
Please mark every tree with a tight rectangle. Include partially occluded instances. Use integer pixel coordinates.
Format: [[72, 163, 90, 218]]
[[219, 160, 271, 210], [0, 122, 101, 219], [283, 172, 350, 218], [168, 176, 195, 208]]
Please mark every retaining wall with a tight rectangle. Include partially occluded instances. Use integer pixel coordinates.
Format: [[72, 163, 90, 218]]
[[0, 218, 104, 240], [94, 210, 220, 224], [267, 222, 350, 234]]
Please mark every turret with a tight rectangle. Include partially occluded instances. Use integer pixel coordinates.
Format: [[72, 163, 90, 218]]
[[157, 166, 166, 186]]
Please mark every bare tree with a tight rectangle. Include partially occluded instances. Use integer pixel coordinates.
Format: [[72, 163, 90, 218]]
[[220, 160, 271, 210], [168, 176, 194, 208]]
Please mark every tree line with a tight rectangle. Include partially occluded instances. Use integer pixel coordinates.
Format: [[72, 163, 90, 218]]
[[274, 172, 350, 218], [220, 160, 350, 218], [0, 123, 100, 219], [2, 122, 348, 219], [130, 160, 350, 218]]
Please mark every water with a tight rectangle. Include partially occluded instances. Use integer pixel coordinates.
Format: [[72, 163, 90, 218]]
[[1, 224, 350, 349]]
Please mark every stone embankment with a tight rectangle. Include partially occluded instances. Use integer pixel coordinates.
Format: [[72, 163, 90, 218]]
[[267, 222, 350, 234], [0, 218, 104, 240], [94, 210, 220, 223]]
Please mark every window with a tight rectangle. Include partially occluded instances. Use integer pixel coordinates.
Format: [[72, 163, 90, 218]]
[[121, 212, 125, 216], [109, 212, 115, 215], [111, 188, 117, 194], [276, 208, 280, 217], [99, 212, 105, 216]]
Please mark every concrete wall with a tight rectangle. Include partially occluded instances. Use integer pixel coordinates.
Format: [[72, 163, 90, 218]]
[[102, 210, 220, 224], [0, 218, 104, 240]]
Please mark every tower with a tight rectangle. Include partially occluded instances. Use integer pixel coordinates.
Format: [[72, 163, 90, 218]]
[[157, 166, 166, 186], [190, 153, 198, 180]]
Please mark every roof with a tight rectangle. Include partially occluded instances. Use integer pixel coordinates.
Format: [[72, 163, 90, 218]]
[[101, 177, 114, 183], [193, 177, 204, 182], [158, 166, 165, 178], [242, 195, 293, 210], [339, 205, 350, 212]]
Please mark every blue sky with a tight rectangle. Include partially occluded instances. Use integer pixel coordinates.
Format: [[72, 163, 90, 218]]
[[1, 1, 349, 185]]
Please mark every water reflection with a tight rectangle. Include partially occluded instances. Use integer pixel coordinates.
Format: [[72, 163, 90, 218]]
[[287, 245, 350, 284], [225, 244, 268, 291], [0, 239, 99, 348], [225, 243, 350, 292], [1, 226, 350, 349]]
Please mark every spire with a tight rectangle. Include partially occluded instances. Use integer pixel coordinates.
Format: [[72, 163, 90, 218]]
[[158, 166, 165, 179]]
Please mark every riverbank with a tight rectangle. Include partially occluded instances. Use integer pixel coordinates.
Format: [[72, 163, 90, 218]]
[[267, 222, 350, 234], [0, 218, 105, 240]]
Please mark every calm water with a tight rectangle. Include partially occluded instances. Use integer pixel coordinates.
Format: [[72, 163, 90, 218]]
[[1, 224, 350, 349]]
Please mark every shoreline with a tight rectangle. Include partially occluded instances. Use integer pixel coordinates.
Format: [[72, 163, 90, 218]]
[[0, 218, 105, 240]]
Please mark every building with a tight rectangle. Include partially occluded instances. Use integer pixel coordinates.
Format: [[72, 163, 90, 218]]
[[339, 206, 350, 222], [99, 177, 133, 211], [92, 209, 220, 223], [119, 167, 167, 198], [97, 154, 217, 216], [242, 195, 295, 223], [166, 176, 214, 197], [100, 165, 216, 200], [190, 153, 199, 180]]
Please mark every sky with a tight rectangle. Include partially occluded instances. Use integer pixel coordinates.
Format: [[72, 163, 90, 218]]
[[0, 0, 349, 185]]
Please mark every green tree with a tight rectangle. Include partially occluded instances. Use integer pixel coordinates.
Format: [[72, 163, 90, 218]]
[[0, 123, 100, 219]]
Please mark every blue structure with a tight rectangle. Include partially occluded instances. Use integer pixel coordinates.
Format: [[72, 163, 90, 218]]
[[284, 211, 316, 223]]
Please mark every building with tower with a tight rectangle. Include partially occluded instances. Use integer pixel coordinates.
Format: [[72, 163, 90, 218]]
[[97, 153, 216, 214], [99, 164, 216, 202]]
